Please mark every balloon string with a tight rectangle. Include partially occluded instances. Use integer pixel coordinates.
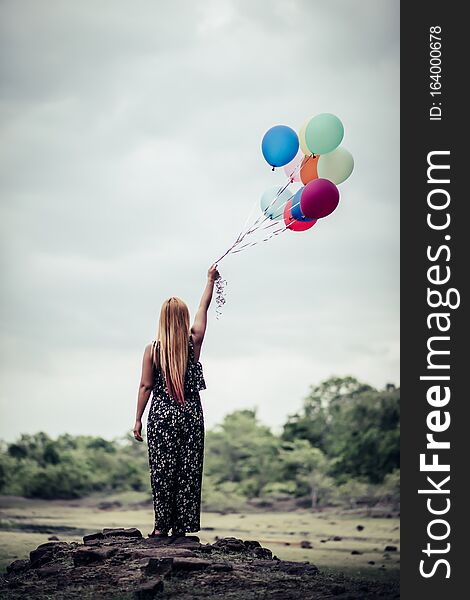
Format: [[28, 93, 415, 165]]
[[212, 153, 314, 317], [230, 222, 290, 254], [234, 154, 312, 243], [214, 153, 311, 264]]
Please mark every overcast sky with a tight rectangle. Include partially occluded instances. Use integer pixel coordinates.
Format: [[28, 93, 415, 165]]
[[0, 0, 399, 443]]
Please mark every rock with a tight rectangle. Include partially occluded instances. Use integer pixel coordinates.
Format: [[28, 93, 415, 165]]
[[97, 500, 122, 510], [103, 527, 143, 539], [202, 526, 215, 530], [253, 547, 272, 560], [243, 540, 261, 550], [133, 548, 195, 560], [172, 535, 200, 543], [227, 542, 246, 552], [300, 540, 312, 549], [36, 564, 63, 578], [384, 545, 398, 552], [356, 525, 365, 531], [368, 560, 375, 565], [73, 546, 118, 566], [332, 536, 342, 541], [171, 557, 211, 571], [169, 542, 201, 552], [30, 541, 69, 568], [83, 531, 105, 544], [320, 539, 327, 543], [134, 578, 164, 599], [351, 550, 362, 555], [48, 535, 60, 541], [143, 557, 173, 578], [6, 559, 30, 574], [211, 562, 233, 572], [213, 537, 246, 553], [277, 561, 319, 576]]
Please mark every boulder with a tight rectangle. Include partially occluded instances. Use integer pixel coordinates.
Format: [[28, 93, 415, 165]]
[[103, 527, 143, 539], [30, 541, 69, 568], [73, 546, 118, 566], [211, 562, 233, 572], [83, 531, 105, 544], [134, 577, 164, 599], [253, 547, 273, 560], [36, 564, 63, 578], [171, 557, 212, 571], [6, 559, 30, 574], [243, 540, 261, 550], [143, 557, 174, 578]]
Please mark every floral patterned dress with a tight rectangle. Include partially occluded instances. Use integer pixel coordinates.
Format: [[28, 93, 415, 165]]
[[147, 334, 206, 534]]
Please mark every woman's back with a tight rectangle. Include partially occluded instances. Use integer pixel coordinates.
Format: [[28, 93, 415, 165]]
[[152, 334, 206, 402]]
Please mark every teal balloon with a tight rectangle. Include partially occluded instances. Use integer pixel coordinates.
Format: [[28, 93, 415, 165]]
[[305, 113, 344, 155], [317, 146, 354, 185], [260, 186, 292, 221]]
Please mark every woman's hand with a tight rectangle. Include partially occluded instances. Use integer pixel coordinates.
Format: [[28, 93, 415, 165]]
[[133, 419, 143, 442], [207, 264, 220, 283]]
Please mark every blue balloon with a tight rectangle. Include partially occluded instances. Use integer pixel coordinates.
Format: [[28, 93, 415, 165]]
[[290, 188, 313, 221], [261, 125, 299, 168]]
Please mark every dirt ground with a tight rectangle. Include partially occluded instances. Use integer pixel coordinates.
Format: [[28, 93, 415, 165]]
[[0, 527, 400, 599]]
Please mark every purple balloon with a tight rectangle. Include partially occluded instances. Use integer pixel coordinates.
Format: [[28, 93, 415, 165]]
[[300, 178, 340, 219]]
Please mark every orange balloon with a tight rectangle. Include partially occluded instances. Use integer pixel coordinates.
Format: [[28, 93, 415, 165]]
[[300, 154, 320, 184]]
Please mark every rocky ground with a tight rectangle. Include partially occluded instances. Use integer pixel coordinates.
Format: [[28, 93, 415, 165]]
[[0, 527, 400, 599]]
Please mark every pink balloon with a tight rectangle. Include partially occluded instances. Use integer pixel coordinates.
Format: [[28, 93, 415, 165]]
[[300, 178, 340, 219], [283, 199, 317, 232], [283, 149, 304, 182]]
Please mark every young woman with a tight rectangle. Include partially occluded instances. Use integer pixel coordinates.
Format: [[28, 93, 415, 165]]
[[133, 264, 219, 538]]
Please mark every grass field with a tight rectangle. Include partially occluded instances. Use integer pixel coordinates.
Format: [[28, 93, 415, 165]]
[[0, 493, 399, 582]]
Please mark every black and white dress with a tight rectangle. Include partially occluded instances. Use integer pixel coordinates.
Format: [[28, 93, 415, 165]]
[[147, 334, 206, 534]]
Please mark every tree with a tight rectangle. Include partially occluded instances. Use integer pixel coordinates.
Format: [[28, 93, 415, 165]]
[[204, 410, 281, 497], [282, 377, 399, 484], [278, 439, 333, 508], [282, 377, 373, 452]]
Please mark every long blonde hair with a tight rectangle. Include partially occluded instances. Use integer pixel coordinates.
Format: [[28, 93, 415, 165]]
[[152, 297, 190, 405]]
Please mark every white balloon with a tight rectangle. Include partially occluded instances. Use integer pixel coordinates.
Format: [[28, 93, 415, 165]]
[[260, 186, 293, 220], [317, 147, 354, 185], [298, 121, 311, 155]]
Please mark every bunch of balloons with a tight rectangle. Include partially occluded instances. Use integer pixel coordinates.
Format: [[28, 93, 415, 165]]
[[260, 113, 354, 232], [211, 112, 354, 318]]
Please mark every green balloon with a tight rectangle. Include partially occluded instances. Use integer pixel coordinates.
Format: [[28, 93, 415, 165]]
[[317, 146, 354, 185], [305, 113, 344, 155]]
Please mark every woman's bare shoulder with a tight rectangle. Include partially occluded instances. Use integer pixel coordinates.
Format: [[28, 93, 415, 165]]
[[144, 341, 156, 356]]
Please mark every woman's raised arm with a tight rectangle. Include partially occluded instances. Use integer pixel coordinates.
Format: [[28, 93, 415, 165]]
[[191, 264, 219, 356]]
